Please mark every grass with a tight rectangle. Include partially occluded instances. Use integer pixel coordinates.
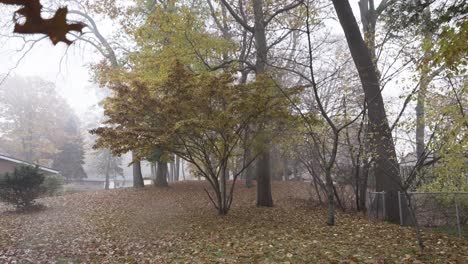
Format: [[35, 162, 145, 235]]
[[0, 181, 467, 263]]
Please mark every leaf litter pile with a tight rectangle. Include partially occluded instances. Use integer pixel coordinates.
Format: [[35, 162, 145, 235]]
[[0, 181, 466, 263]]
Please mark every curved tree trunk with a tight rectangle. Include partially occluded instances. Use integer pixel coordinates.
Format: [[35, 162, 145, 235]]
[[331, 0, 402, 223]]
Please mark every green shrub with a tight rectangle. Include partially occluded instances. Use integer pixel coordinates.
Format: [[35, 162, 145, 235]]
[[41, 174, 65, 196], [0, 166, 45, 210]]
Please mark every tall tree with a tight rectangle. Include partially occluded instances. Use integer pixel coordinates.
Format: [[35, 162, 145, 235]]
[[92, 0, 235, 187], [52, 115, 87, 182], [68, 0, 146, 188], [331, 0, 402, 222], [147, 147, 169, 187], [219, 0, 303, 207], [0, 76, 73, 165]]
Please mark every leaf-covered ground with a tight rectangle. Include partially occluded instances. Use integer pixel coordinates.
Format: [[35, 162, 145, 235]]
[[0, 181, 467, 263]]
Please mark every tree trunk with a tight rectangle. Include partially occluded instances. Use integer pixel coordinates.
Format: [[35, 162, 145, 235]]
[[155, 161, 169, 187], [175, 155, 180, 181], [104, 152, 111, 190], [325, 168, 335, 225], [181, 159, 186, 180], [358, 0, 379, 77], [150, 162, 156, 178], [282, 156, 288, 181], [132, 152, 144, 188], [331, 0, 402, 222], [220, 163, 227, 214], [312, 176, 323, 203], [252, 0, 273, 207], [270, 145, 281, 181], [359, 161, 370, 211], [416, 7, 433, 163], [256, 146, 273, 207], [416, 76, 428, 161]]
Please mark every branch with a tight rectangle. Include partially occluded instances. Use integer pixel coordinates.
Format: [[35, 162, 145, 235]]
[[265, 0, 304, 26], [67, 9, 118, 66], [0, 35, 47, 86], [219, 0, 254, 32], [375, 0, 396, 17], [204, 188, 219, 209]]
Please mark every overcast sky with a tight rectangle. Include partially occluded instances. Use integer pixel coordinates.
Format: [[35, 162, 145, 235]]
[[0, 1, 385, 118], [0, 0, 416, 161], [0, 36, 99, 115]]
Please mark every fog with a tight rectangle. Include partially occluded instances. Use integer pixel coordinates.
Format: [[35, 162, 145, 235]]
[[0, 0, 466, 261]]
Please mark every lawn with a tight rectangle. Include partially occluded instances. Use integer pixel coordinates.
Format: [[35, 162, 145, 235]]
[[0, 181, 467, 263]]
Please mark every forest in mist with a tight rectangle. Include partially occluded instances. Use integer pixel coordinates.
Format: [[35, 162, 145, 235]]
[[0, 0, 466, 262]]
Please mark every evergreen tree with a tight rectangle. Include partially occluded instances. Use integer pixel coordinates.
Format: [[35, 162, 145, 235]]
[[53, 115, 87, 182]]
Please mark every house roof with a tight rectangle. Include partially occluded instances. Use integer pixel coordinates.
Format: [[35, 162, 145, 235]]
[[0, 154, 60, 174]]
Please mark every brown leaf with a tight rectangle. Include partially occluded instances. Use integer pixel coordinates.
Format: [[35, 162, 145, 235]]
[[1, 0, 85, 45]]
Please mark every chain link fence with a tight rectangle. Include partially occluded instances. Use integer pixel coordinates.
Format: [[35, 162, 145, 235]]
[[368, 191, 468, 238], [367, 191, 386, 220]]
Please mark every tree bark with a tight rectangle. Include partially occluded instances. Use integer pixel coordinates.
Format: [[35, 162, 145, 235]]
[[175, 155, 180, 181], [181, 159, 186, 180], [253, 0, 273, 207], [104, 151, 111, 190], [220, 163, 227, 214], [325, 168, 335, 225], [358, 161, 370, 211], [256, 144, 273, 206], [416, 7, 433, 162], [155, 160, 169, 187], [282, 156, 288, 181], [331, 0, 402, 222], [132, 152, 144, 188], [169, 159, 175, 182]]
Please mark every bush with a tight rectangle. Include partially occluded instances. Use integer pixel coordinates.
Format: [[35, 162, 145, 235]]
[[0, 166, 45, 210], [41, 174, 65, 196]]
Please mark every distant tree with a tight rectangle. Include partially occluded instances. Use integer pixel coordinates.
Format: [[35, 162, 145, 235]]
[[89, 149, 123, 189], [0, 76, 72, 165], [219, 0, 304, 207], [52, 115, 87, 182], [147, 147, 169, 187]]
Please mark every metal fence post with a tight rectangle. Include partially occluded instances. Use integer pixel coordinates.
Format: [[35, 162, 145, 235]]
[[367, 191, 371, 221], [398, 191, 403, 226], [382, 191, 386, 220], [454, 194, 462, 238]]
